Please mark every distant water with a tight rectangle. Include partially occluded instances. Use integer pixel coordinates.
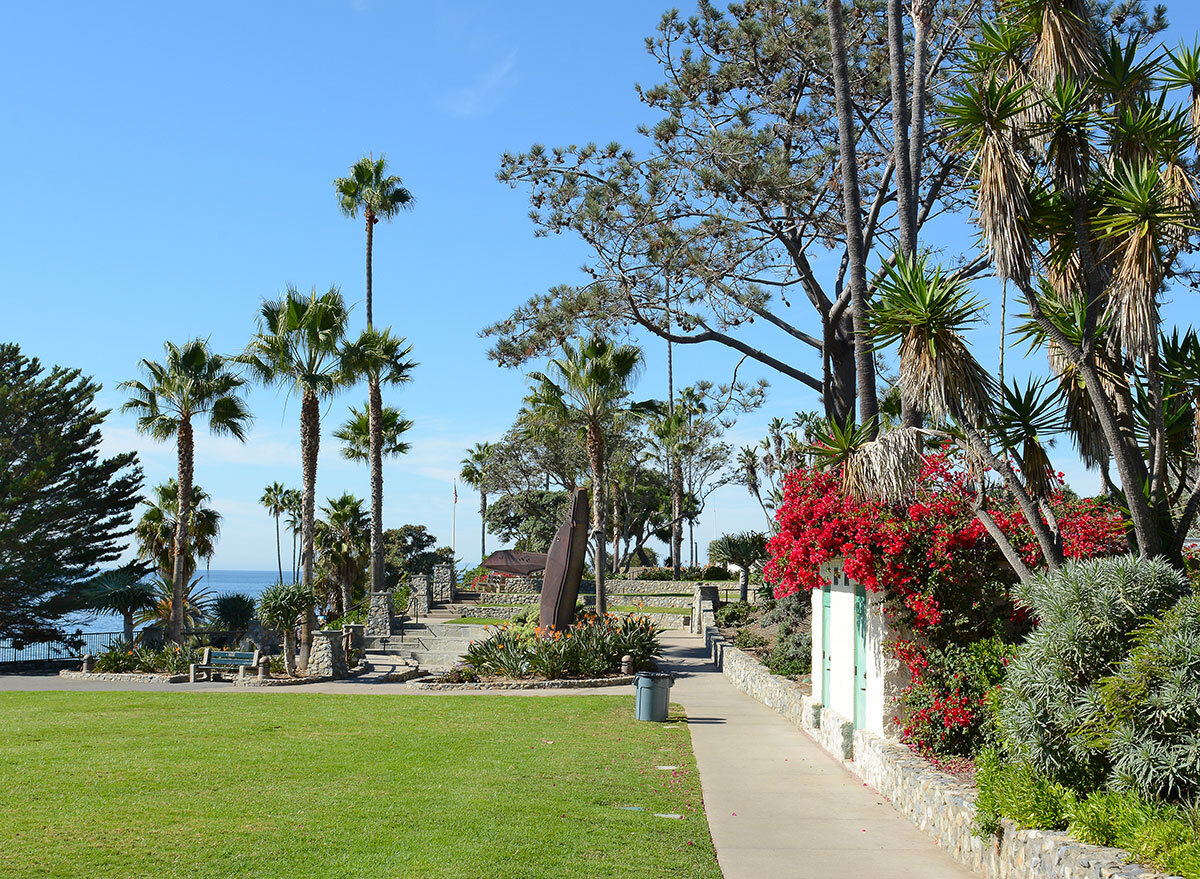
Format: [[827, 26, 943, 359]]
[[65, 570, 282, 635]]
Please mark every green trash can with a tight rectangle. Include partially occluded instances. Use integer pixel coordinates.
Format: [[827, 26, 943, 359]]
[[633, 672, 673, 722]]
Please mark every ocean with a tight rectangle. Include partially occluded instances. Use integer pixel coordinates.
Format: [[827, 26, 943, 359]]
[[65, 569, 283, 636]]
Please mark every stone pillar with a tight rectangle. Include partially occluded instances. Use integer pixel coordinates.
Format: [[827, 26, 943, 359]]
[[366, 591, 394, 636], [307, 630, 348, 679], [432, 563, 456, 603], [411, 574, 430, 614]]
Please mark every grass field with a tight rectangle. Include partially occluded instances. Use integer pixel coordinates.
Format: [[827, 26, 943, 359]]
[[0, 692, 719, 879]]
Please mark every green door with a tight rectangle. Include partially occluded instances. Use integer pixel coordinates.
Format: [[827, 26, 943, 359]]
[[853, 584, 868, 729], [820, 582, 832, 706]]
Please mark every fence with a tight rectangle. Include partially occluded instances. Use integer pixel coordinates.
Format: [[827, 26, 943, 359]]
[[0, 631, 124, 664]]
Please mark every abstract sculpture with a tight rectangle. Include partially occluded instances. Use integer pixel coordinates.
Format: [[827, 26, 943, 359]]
[[539, 487, 589, 630]]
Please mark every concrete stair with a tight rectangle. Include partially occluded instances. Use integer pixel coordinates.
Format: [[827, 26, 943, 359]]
[[363, 609, 484, 672]]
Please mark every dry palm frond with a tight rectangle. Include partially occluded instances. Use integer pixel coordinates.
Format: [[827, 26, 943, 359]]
[[844, 427, 927, 505], [1031, 0, 1096, 86], [978, 135, 1034, 285], [1106, 224, 1163, 360]]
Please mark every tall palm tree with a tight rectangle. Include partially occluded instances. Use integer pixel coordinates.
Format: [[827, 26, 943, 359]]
[[459, 442, 494, 563], [315, 493, 370, 617], [527, 337, 644, 615], [341, 329, 417, 593], [283, 488, 302, 582], [134, 480, 222, 583], [260, 482, 289, 582], [647, 407, 686, 578], [241, 285, 351, 672], [120, 340, 250, 644], [335, 157, 415, 595], [335, 404, 413, 459], [333, 154, 415, 330], [135, 575, 215, 633]]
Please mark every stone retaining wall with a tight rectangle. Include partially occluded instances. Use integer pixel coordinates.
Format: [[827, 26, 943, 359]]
[[408, 674, 635, 691], [698, 598, 1179, 879], [58, 670, 188, 683]]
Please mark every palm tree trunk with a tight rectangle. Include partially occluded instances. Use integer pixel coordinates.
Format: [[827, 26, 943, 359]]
[[299, 390, 320, 673], [586, 423, 608, 615], [888, 0, 916, 257], [827, 0, 879, 433], [122, 612, 134, 644], [171, 416, 194, 645], [342, 576, 353, 621], [671, 460, 683, 579], [275, 513, 283, 583], [739, 567, 750, 604], [292, 529, 298, 583], [283, 629, 297, 677], [365, 211, 375, 329], [368, 377, 386, 593], [480, 492, 487, 562]]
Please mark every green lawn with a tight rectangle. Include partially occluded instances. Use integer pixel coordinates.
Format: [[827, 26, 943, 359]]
[[443, 616, 506, 625], [0, 692, 718, 879], [612, 605, 693, 615]]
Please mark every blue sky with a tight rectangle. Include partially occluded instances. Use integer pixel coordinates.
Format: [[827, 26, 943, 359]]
[[4, 1, 1199, 571]]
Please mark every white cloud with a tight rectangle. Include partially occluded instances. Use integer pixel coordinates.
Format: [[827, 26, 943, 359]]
[[438, 50, 518, 117]]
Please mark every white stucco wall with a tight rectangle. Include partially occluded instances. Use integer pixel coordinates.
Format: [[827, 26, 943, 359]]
[[813, 559, 904, 738]]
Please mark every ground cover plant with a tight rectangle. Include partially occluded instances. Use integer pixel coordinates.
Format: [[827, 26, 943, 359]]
[[711, 595, 813, 682], [0, 692, 719, 879]]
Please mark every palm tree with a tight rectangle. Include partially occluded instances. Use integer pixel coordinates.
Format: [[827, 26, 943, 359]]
[[709, 531, 768, 603], [134, 480, 222, 582], [333, 154, 415, 330], [260, 482, 289, 582], [315, 493, 370, 617], [84, 564, 156, 642], [283, 488, 303, 582], [120, 340, 250, 644], [257, 582, 317, 677], [647, 408, 686, 578], [527, 337, 644, 615], [459, 442, 494, 563], [340, 329, 416, 594], [241, 285, 351, 672], [135, 575, 214, 633]]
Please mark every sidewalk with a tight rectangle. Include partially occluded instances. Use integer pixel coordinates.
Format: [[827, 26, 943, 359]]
[[657, 630, 976, 879]]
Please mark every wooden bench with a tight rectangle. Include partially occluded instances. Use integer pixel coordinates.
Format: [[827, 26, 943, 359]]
[[189, 648, 263, 683]]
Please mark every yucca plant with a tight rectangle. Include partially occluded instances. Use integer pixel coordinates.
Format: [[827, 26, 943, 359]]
[[708, 532, 767, 603]]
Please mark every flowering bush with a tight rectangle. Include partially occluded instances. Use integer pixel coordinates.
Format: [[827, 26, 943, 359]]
[[462, 613, 662, 680], [764, 448, 1127, 759]]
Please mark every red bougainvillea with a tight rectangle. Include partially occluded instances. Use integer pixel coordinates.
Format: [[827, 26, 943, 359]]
[[764, 447, 1127, 759]]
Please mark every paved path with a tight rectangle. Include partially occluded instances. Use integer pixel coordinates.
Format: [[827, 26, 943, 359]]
[[656, 630, 975, 879], [3, 634, 977, 879]]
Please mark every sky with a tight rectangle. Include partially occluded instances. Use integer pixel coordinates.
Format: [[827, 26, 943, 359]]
[[4, 1, 1200, 572]]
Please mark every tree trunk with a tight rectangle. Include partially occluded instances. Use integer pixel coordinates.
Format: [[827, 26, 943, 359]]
[[671, 459, 683, 579], [342, 577, 353, 621], [909, 0, 932, 196], [368, 377, 386, 593], [275, 513, 283, 583], [283, 629, 297, 677], [299, 389, 320, 673], [826, 317, 857, 424], [292, 530, 298, 583], [738, 567, 750, 604], [365, 211, 375, 329], [480, 492, 488, 563], [122, 612, 134, 644], [171, 416, 194, 645], [888, 0, 916, 257], [827, 0, 879, 433], [586, 423, 608, 615]]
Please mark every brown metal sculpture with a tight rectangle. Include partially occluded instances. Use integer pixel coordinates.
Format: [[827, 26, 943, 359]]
[[539, 487, 589, 631], [481, 550, 547, 576]]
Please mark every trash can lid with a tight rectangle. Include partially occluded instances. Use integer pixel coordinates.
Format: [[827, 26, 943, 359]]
[[633, 671, 674, 681]]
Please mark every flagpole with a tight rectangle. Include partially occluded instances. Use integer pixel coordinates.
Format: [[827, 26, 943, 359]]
[[452, 481, 457, 556]]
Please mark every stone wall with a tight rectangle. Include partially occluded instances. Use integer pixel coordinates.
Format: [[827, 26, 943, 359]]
[[697, 597, 1180, 879], [411, 575, 431, 614], [432, 563, 456, 603], [58, 670, 187, 683], [307, 630, 348, 679], [366, 591, 394, 636]]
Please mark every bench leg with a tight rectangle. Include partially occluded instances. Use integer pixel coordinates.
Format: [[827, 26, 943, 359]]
[[189, 663, 196, 684]]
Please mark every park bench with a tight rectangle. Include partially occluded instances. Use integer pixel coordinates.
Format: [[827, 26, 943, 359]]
[[189, 648, 263, 683]]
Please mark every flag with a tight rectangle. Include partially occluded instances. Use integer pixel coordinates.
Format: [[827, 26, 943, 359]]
[[453, 481, 458, 504]]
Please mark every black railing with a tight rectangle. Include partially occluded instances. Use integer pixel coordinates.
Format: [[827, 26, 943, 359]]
[[0, 631, 125, 664]]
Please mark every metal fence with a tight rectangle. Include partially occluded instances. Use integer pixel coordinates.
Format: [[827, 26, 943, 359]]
[[0, 631, 125, 664]]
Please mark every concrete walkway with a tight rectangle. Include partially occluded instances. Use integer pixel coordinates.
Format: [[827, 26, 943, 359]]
[[657, 630, 975, 879]]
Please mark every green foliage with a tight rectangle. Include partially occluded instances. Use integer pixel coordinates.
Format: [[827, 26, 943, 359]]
[[0, 344, 142, 641], [733, 629, 767, 650], [92, 641, 202, 675], [462, 614, 662, 680], [133, 480, 222, 582], [1089, 594, 1200, 802], [212, 593, 256, 632], [382, 525, 454, 585], [714, 601, 754, 628], [701, 565, 734, 581], [973, 749, 1075, 838], [256, 582, 317, 631], [761, 593, 809, 634], [999, 556, 1191, 790], [766, 631, 812, 678], [1064, 790, 1200, 878]]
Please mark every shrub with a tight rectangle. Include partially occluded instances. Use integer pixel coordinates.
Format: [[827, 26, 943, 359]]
[[999, 556, 1191, 791], [1090, 594, 1200, 802], [256, 582, 317, 676], [973, 748, 1075, 837], [702, 565, 734, 581], [714, 601, 754, 628], [733, 629, 767, 650], [766, 630, 812, 677], [1069, 790, 1199, 878], [213, 593, 256, 633], [93, 640, 153, 673], [761, 593, 809, 635], [461, 614, 662, 680]]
